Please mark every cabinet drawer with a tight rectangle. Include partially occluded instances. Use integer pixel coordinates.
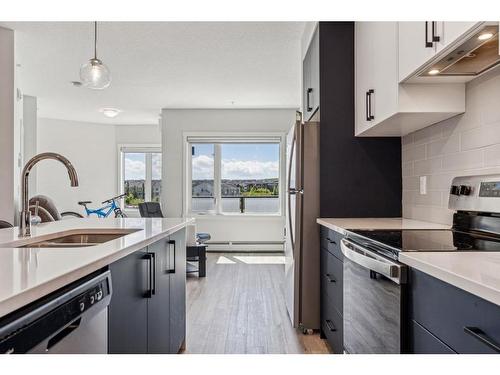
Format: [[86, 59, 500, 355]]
[[321, 300, 343, 354], [410, 269, 500, 354], [321, 248, 343, 315], [410, 320, 456, 354], [320, 226, 343, 260]]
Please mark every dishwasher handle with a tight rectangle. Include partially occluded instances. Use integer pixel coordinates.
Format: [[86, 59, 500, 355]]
[[341, 239, 406, 284]]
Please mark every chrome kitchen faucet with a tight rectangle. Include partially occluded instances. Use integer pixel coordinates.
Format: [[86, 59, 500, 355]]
[[19, 152, 79, 237]]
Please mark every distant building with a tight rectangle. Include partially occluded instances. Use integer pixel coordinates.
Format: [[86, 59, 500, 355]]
[[192, 181, 214, 196]]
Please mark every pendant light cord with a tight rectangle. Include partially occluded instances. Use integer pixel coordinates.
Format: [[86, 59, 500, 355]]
[[94, 21, 97, 59]]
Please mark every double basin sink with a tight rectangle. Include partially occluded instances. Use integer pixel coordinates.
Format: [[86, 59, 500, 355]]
[[4, 229, 140, 249]]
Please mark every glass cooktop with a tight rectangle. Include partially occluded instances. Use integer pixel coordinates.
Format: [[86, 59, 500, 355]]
[[348, 229, 500, 254]]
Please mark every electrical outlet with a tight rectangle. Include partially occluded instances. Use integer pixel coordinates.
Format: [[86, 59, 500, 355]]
[[420, 176, 427, 195]]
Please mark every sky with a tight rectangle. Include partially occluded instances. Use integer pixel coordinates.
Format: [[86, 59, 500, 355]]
[[124, 152, 162, 180], [192, 143, 280, 180], [124, 144, 280, 181]]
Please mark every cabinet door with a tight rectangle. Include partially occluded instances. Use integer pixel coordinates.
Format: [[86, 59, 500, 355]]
[[108, 249, 149, 354], [169, 229, 187, 353], [370, 22, 398, 125], [436, 22, 480, 52], [355, 22, 374, 134], [147, 238, 171, 354], [398, 22, 438, 81], [303, 42, 312, 119], [309, 28, 320, 116]]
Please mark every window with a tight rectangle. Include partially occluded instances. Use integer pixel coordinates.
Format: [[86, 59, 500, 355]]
[[121, 147, 162, 208], [188, 138, 281, 215]]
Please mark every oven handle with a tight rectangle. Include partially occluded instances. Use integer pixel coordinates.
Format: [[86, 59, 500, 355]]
[[340, 239, 406, 284]]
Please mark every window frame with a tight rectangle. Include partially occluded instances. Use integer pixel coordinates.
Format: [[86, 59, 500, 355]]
[[183, 133, 286, 217], [118, 144, 162, 211]]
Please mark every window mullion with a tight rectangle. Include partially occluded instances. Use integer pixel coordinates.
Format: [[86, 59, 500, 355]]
[[214, 143, 222, 214], [145, 153, 152, 202]]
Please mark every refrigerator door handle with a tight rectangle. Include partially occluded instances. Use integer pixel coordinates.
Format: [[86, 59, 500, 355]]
[[287, 123, 298, 251]]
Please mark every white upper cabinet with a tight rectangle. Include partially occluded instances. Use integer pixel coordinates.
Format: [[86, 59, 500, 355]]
[[355, 22, 466, 137], [399, 22, 482, 82], [355, 22, 399, 133]]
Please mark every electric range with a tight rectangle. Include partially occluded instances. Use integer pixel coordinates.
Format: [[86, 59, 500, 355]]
[[345, 174, 500, 260], [341, 174, 500, 354]]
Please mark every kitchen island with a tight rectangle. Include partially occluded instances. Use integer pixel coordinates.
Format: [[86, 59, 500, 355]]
[[0, 217, 193, 354]]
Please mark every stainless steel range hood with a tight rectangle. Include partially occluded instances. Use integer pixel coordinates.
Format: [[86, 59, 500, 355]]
[[419, 23, 499, 77]]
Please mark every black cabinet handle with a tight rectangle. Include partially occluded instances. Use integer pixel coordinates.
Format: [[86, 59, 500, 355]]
[[425, 21, 433, 48], [167, 240, 176, 274], [326, 237, 337, 245], [325, 319, 337, 332], [306, 88, 313, 112], [368, 89, 374, 120], [464, 327, 500, 353], [432, 21, 440, 42], [365, 91, 370, 121], [325, 273, 336, 283], [144, 252, 155, 298]]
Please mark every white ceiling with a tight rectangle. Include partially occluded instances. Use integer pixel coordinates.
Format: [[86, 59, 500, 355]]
[[0, 22, 304, 124]]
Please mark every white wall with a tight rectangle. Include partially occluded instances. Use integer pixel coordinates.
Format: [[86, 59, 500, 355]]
[[0, 27, 15, 223], [161, 109, 296, 245], [36, 118, 117, 214], [36, 118, 161, 215], [402, 68, 500, 225]]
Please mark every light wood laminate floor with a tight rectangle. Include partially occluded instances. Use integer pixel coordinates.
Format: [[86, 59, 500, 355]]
[[185, 253, 330, 354]]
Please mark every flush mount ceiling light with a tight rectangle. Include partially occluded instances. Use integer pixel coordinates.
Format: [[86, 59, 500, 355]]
[[478, 32, 494, 41], [100, 108, 121, 118], [80, 22, 111, 90], [428, 69, 440, 75]]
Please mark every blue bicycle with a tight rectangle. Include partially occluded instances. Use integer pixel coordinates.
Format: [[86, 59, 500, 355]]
[[77, 193, 127, 218]]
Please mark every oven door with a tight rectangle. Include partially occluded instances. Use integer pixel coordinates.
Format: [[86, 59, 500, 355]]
[[341, 238, 407, 354]]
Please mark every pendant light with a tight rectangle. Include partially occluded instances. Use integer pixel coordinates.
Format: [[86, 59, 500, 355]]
[[80, 21, 111, 89]]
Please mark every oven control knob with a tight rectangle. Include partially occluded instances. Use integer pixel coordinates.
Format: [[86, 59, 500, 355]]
[[450, 185, 460, 196], [79, 302, 85, 312], [459, 185, 472, 196]]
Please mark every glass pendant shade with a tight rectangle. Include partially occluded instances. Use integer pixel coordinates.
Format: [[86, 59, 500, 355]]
[[80, 58, 111, 90]]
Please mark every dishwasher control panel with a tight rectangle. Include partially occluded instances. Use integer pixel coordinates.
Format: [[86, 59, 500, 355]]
[[0, 271, 112, 354]]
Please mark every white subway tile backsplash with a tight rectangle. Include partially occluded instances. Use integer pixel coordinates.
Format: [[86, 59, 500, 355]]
[[403, 176, 420, 191], [413, 124, 442, 145], [484, 144, 500, 167], [402, 144, 426, 163], [402, 69, 500, 225], [414, 191, 442, 207], [461, 122, 500, 151], [414, 157, 442, 175], [442, 149, 483, 171], [402, 162, 413, 177], [426, 135, 460, 157]]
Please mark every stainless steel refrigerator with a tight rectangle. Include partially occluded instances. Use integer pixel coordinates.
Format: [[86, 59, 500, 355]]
[[284, 111, 320, 331]]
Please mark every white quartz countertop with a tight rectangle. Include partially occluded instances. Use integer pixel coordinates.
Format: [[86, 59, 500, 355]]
[[316, 217, 450, 234], [400, 252, 500, 307], [0, 217, 194, 318]]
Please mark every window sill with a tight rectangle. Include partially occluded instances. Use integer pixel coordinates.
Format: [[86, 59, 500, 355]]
[[188, 212, 283, 218]]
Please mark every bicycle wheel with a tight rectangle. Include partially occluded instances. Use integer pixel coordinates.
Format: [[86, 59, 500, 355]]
[[114, 209, 127, 218], [61, 211, 84, 219]]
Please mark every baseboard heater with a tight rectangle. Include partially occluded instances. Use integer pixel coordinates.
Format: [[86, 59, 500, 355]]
[[205, 241, 284, 252]]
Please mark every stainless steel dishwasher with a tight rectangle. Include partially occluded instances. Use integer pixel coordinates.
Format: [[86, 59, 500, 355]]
[[0, 270, 112, 354], [341, 238, 407, 354]]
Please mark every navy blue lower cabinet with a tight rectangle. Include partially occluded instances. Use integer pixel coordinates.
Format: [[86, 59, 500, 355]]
[[320, 226, 344, 353], [410, 320, 456, 354], [108, 231, 187, 354], [409, 269, 500, 354], [108, 248, 149, 354]]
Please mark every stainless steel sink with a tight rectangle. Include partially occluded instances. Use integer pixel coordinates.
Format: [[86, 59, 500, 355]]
[[15, 229, 140, 248]]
